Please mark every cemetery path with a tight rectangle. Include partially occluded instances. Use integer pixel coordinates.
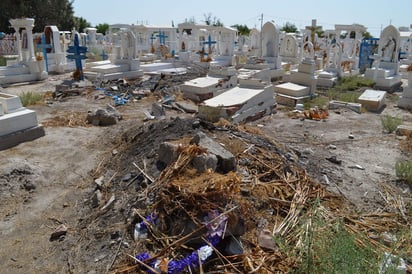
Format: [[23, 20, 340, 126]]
[[0, 75, 410, 272]]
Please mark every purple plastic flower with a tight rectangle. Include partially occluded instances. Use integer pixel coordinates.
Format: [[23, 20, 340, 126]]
[[203, 210, 228, 238]]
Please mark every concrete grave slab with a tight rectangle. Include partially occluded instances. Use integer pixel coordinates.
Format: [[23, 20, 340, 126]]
[[275, 82, 310, 97], [358, 89, 386, 112], [198, 83, 275, 123]]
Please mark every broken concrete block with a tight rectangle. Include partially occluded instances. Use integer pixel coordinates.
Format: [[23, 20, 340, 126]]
[[395, 124, 412, 136], [328, 100, 362, 114], [87, 105, 121, 126]]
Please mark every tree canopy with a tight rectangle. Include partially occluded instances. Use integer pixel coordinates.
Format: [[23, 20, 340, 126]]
[[0, 0, 78, 33], [231, 24, 250, 36], [281, 22, 298, 33]]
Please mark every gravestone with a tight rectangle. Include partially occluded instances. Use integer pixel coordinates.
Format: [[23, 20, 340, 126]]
[[0, 18, 47, 85], [243, 22, 283, 81], [334, 24, 366, 76], [317, 39, 342, 88], [364, 25, 402, 92], [280, 34, 298, 64], [43, 25, 68, 73]]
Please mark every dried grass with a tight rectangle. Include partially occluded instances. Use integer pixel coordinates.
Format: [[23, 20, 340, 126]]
[[42, 111, 90, 127]]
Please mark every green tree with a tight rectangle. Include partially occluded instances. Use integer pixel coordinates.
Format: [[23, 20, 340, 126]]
[[95, 23, 109, 34], [363, 31, 373, 39], [231, 24, 250, 36], [281, 22, 298, 33], [0, 0, 76, 33], [74, 16, 91, 33]]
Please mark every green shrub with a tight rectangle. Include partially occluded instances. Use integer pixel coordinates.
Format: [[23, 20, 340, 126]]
[[395, 161, 412, 185], [19, 91, 44, 107], [381, 115, 402, 133]]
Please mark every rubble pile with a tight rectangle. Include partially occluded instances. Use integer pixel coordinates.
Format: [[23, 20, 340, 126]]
[[64, 117, 407, 273]]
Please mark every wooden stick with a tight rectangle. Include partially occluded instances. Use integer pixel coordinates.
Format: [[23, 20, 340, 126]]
[[133, 162, 154, 183]]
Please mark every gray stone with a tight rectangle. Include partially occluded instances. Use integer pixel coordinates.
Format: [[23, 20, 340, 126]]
[[92, 189, 103, 208], [258, 229, 277, 251], [191, 153, 218, 172], [196, 132, 236, 173], [175, 101, 198, 113], [224, 236, 244, 255], [87, 105, 121, 126], [157, 142, 179, 166], [151, 102, 165, 117]]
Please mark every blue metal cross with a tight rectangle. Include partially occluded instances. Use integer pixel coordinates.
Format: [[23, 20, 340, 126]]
[[67, 33, 88, 80], [100, 49, 108, 60], [150, 33, 156, 45], [36, 34, 52, 72], [203, 34, 216, 52], [157, 30, 168, 45]]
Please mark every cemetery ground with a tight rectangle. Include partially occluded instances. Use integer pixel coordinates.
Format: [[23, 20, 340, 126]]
[[0, 73, 411, 273]]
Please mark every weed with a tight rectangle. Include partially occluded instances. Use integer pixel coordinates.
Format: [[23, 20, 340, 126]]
[[395, 161, 412, 185], [295, 201, 381, 273], [304, 95, 329, 109], [19, 91, 44, 107], [381, 115, 402, 133]]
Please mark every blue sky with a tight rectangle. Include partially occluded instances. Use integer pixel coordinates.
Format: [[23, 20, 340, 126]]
[[72, 0, 412, 37]]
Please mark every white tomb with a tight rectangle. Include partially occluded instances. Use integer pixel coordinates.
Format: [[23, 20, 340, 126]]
[[364, 25, 402, 92], [0, 18, 47, 85], [0, 92, 45, 150], [83, 29, 143, 81], [181, 66, 237, 102], [243, 22, 284, 81], [198, 78, 275, 123], [398, 72, 412, 109], [275, 41, 317, 106]]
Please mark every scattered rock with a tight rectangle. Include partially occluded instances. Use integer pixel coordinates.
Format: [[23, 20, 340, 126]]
[[258, 229, 277, 251], [87, 105, 122, 126], [191, 153, 218, 172], [50, 224, 68, 241], [23, 182, 36, 191], [326, 156, 342, 165], [157, 142, 180, 167], [151, 102, 166, 117], [92, 190, 103, 208], [196, 132, 236, 173]]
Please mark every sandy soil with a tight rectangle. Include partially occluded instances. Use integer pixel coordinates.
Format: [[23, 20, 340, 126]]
[[0, 73, 411, 273]]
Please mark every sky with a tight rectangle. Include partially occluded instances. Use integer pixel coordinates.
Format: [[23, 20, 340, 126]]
[[72, 0, 412, 37]]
